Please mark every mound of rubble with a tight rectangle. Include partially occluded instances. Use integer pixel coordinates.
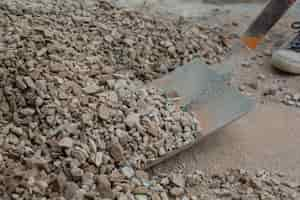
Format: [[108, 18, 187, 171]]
[[0, 0, 225, 199], [0, 0, 229, 81], [188, 169, 300, 200], [0, 61, 202, 199], [1, 0, 298, 199]]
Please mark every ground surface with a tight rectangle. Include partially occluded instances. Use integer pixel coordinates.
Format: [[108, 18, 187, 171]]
[[115, 0, 300, 180]]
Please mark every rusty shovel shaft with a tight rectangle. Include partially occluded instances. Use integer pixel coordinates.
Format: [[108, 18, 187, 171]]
[[242, 0, 296, 49]]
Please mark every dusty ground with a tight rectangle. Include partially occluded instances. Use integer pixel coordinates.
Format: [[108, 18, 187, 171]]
[[115, 0, 300, 181]]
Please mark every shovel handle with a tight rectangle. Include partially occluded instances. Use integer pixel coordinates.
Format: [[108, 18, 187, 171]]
[[242, 0, 296, 49]]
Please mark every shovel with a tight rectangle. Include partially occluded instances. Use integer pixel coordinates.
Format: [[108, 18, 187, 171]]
[[147, 0, 295, 168]]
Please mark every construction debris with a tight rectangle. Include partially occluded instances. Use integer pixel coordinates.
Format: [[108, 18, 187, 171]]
[[0, 0, 299, 199], [0, 69, 201, 197], [0, 0, 229, 82], [0, 0, 223, 198]]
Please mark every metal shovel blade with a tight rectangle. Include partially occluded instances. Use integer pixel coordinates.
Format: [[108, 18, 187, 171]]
[[147, 59, 254, 168]]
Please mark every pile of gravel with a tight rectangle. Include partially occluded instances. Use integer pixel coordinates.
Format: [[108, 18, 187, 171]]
[[0, 55, 201, 198], [2, 1, 297, 200], [188, 169, 299, 200], [0, 0, 229, 81], [0, 0, 229, 199]]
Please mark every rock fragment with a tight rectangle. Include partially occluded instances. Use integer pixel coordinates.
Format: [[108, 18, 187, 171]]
[[125, 113, 140, 128], [94, 151, 104, 167], [98, 104, 114, 121], [96, 175, 112, 198], [15, 76, 27, 90], [23, 76, 36, 89], [83, 84, 103, 95], [121, 166, 135, 178], [171, 173, 186, 187], [170, 187, 184, 197], [135, 194, 148, 200], [58, 137, 74, 148], [20, 108, 35, 116], [64, 181, 79, 200], [109, 140, 125, 162]]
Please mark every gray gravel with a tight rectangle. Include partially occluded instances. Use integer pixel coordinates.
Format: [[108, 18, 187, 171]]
[[0, 0, 299, 199]]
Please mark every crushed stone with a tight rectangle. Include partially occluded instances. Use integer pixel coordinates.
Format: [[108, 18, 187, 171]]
[[0, 0, 298, 199]]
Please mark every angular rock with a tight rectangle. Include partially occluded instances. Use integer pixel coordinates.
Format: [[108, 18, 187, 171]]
[[50, 63, 65, 73], [136, 170, 150, 180], [161, 177, 170, 186], [109, 141, 124, 162], [10, 126, 25, 137], [71, 147, 89, 163], [96, 175, 112, 198], [169, 187, 184, 197], [64, 182, 79, 200], [83, 84, 102, 95], [118, 194, 130, 200], [125, 113, 140, 128], [171, 173, 186, 188], [23, 76, 36, 89], [98, 104, 114, 121], [58, 137, 74, 148], [121, 166, 135, 179], [94, 151, 104, 167], [151, 193, 161, 200], [15, 76, 27, 90], [135, 194, 148, 200]]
